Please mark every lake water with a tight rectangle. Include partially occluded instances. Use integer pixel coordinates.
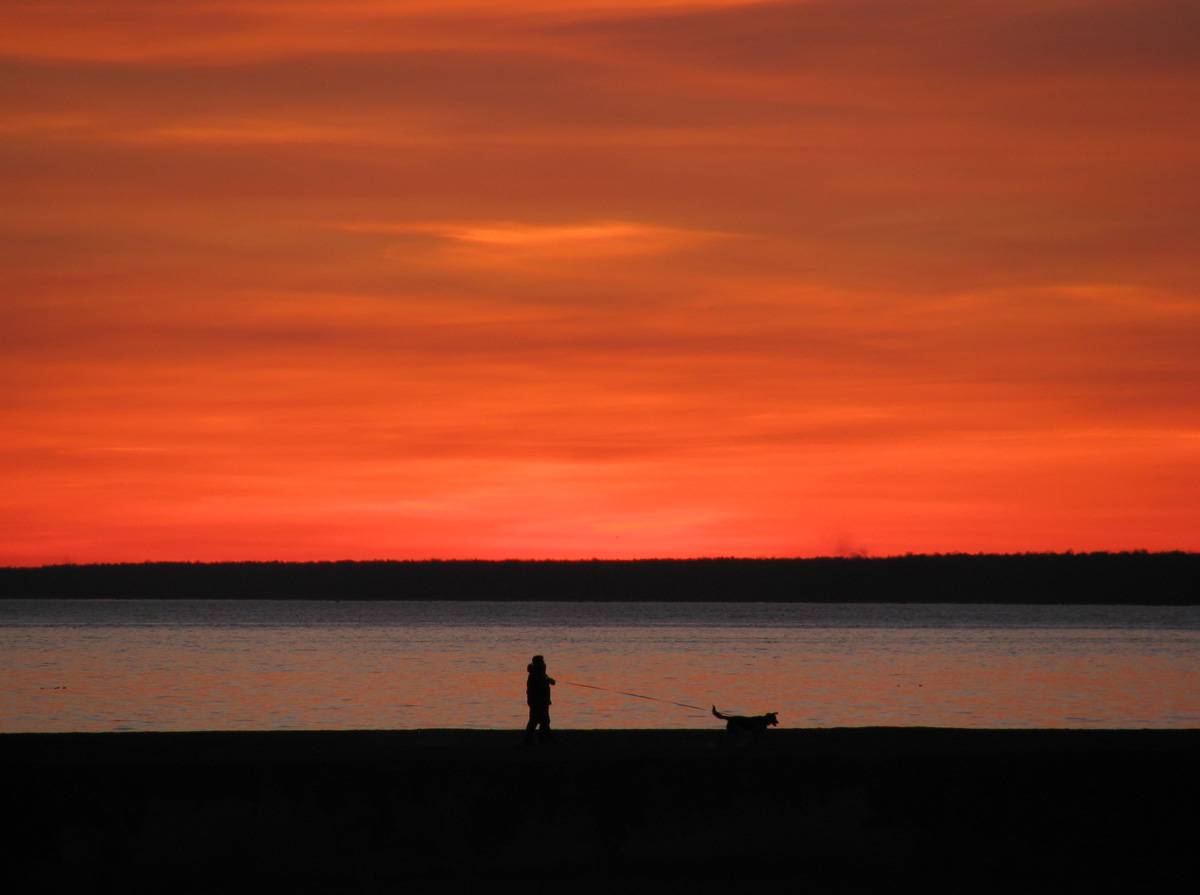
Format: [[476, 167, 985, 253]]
[[1, 600, 1197, 732]]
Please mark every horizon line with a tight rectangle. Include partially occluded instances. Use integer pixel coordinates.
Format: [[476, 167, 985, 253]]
[[5, 549, 1195, 571]]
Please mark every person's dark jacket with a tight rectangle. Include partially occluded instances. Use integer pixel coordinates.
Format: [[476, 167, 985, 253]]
[[526, 667, 554, 707]]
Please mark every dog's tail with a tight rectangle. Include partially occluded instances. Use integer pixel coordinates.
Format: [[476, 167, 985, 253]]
[[711, 705, 728, 721]]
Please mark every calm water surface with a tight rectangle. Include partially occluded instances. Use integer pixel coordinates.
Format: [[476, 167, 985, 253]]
[[1, 600, 1197, 732]]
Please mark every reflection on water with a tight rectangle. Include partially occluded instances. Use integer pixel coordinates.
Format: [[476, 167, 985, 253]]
[[2, 600, 1198, 732]]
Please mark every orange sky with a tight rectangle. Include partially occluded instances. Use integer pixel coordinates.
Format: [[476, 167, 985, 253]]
[[2, 0, 1198, 564]]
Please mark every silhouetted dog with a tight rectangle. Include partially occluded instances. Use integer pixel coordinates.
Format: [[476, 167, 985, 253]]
[[711, 706, 779, 738]]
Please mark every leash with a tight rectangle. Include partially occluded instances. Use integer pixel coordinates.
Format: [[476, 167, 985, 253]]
[[562, 680, 709, 714]]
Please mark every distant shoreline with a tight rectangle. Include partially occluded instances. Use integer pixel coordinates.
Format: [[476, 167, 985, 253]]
[[1, 552, 1196, 604]]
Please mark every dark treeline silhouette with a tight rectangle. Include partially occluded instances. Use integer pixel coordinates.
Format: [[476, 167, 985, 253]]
[[0, 552, 1195, 604]]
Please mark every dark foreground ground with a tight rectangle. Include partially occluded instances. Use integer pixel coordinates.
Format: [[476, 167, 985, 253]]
[[5, 728, 1198, 893]]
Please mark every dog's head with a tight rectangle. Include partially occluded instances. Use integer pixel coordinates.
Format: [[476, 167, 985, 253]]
[[764, 712, 779, 727]]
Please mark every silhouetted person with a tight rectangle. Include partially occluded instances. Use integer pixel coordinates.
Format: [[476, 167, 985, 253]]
[[524, 654, 556, 745]]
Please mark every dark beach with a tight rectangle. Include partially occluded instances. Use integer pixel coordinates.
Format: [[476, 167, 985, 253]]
[[6, 727, 1198, 892]]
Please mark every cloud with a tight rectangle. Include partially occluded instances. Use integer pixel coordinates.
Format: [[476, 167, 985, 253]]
[[0, 1, 772, 63], [324, 219, 725, 270], [555, 0, 1200, 79]]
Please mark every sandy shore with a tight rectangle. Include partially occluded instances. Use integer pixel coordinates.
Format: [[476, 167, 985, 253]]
[[6, 728, 1198, 891]]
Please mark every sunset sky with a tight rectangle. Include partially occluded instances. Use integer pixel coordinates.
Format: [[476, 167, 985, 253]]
[[2, 0, 1198, 564]]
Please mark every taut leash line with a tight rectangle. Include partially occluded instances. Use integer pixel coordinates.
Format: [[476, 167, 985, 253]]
[[562, 680, 708, 713]]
